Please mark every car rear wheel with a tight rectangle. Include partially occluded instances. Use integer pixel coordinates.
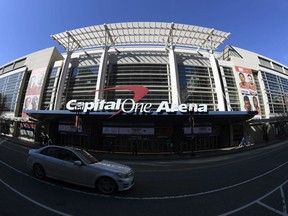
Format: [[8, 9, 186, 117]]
[[96, 177, 117, 194], [33, 164, 46, 179]]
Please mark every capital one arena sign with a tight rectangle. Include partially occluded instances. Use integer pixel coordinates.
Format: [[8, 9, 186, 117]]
[[66, 86, 207, 115]]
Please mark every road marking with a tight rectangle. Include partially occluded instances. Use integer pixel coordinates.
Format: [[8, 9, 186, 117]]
[[0, 160, 58, 188], [1, 160, 288, 215], [281, 186, 288, 214], [126, 144, 288, 173], [257, 201, 286, 215], [1, 157, 288, 201], [220, 179, 288, 216], [0, 178, 72, 216], [62, 160, 288, 201], [0, 160, 29, 177]]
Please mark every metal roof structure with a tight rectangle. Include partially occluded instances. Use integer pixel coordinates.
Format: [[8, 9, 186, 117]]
[[51, 22, 230, 52], [25, 110, 256, 125]]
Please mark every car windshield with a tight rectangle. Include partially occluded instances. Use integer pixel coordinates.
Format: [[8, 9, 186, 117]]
[[74, 149, 98, 164]]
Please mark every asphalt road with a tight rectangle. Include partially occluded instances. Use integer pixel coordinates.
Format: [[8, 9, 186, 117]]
[[1, 137, 288, 216]]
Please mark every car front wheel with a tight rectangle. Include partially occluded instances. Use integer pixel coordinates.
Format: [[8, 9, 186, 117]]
[[96, 177, 117, 194], [33, 164, 46, 179]]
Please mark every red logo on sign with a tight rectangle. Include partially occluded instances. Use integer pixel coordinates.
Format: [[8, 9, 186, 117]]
[[96, 85, 149, 117]]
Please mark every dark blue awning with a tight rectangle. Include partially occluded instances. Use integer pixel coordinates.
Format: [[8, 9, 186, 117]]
[[25, 110, 257, 125]]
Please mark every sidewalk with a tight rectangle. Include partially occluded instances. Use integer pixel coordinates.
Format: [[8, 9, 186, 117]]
[[2, 135, 42, 149], [93, 143, 264, 161], [1, 134, 275, 161]]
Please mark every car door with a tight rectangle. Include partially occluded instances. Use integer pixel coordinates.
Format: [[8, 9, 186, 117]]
[[39, 147, 65, 179], [57, 149, 94, 187]]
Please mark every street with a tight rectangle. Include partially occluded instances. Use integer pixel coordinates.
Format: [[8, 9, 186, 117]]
[[1, 137, 288, 216]]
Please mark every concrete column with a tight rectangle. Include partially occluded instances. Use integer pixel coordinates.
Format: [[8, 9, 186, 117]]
[[95, 47, 109, 100], [168, 48, 180, 105], [54, 51, 72, 110], [209, 54, 226, 111]]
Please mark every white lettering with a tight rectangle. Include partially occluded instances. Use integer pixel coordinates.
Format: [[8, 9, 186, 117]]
[[115, 99, 122, 110], [99, 100, 106, 110], [197, 104, 207, 112], [143, 103, 152, 112], [188, 104, 197, 112], [66, 100, 77, 110], [156, 101, 207, 113], [83, 102, 94, 112], [156, 101, 170, 112], [66, 99, 207, 114], [121, 99, 135, 113], [170, 104, 178, 112], [104, 101, 116, 110], [76, 102, 84, 111], [178, 104, 187, 112]]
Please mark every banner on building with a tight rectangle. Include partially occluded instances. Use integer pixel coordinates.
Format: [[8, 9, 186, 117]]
[[235, 66, 261, 118], [22, 67, 46, 118]]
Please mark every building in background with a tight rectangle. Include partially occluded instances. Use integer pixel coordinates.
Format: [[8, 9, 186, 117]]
[[0, 22, 287, 153]]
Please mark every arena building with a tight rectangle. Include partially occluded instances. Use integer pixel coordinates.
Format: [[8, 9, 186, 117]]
[[1, 22, 288, 153]]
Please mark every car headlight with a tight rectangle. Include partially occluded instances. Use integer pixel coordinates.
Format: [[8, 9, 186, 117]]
[[116, 172, 129, 179], [116, 171, 133, 179], [117, 173, 132, 179]]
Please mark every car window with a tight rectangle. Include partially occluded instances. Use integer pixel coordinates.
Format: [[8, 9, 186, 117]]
[[40, 147, 79, 162], [58, 149, 79, 162], [40, 147, 60, 158], [74, 149, 98, 164]]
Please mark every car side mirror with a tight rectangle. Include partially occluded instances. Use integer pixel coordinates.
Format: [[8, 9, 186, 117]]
[[74, 160, 83, 166]]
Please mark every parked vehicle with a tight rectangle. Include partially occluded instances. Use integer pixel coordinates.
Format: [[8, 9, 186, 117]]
[[26, 145, 134, 194]]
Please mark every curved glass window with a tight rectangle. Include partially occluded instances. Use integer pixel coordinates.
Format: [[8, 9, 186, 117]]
[[178, 65, 218, 111], [105, 64, 170, 109], [0, 70, 24, 112], [64, 65, 99, 103], [261, 71, 288, 114], [221, 67, 240, 111], [41, 67, 59, 110]]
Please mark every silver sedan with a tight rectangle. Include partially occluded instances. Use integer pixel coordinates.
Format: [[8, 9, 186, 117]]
[[26, 145, 134, 194]]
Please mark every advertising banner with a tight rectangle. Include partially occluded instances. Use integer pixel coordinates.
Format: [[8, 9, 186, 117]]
[[235, 66, 261, 118], [22, 67, 46, 118]]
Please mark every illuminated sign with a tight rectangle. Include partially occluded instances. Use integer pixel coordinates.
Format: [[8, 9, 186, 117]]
[[66, 85, 208, 115], [66, 99, 207, 113]]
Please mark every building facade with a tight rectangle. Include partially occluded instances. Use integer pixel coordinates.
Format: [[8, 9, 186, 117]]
[[1, 22, 287, 153]]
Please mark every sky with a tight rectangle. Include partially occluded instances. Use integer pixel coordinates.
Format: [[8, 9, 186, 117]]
[[0, 0, 288, 66]]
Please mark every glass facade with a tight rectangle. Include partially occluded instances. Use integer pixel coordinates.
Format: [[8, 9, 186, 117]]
[[261, 71, 288, 114], [41, 67, 59, 110], [105, 64, 170, 109], [64, 65, 99, 105], [0, 70, 25, 112], [178, 65, 218, 111], [221, 66, 240, 111]]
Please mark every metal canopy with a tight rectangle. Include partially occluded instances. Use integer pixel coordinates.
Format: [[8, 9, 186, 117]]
[[51, 22, 230, 52], [25, 110, 256, 125]]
